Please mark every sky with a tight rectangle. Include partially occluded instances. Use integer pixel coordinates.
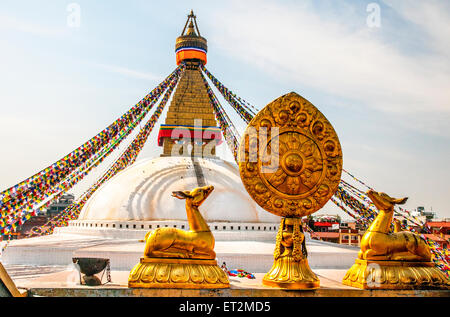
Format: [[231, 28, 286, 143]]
[[0, 0, 449, 220]]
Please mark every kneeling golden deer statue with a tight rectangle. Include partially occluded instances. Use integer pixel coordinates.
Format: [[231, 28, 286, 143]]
[[143, 185, 216, 259], [359, 190, 431, 261], [128, 185, 229, 289], [343, 189, 449, 289]]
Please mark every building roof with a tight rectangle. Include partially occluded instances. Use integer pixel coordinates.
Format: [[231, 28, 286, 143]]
[[427, 221, 450, 228], [314, 222, 339, 227], [422, 234, 448, 243], [311, 232, 340, 239]]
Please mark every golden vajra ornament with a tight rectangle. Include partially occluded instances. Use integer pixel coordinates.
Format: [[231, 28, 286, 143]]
[[128, 185, 229, 289], [239, 92, 343, 289], [343, 190, 450, 289]]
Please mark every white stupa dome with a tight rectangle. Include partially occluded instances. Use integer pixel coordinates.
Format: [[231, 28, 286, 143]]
[[77, 156, 279, 223]]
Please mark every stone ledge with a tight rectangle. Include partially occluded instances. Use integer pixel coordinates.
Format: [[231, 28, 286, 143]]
[[15, 270, 450, 298], [26, 286, 450, 298]]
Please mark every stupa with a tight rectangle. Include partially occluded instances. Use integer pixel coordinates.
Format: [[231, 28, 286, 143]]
[[62, 10, 279, 238]]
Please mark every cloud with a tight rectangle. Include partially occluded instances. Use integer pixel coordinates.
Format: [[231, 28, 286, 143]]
[[384, 0, 450, 60], [207, 0, 450, 136], [95, 63, 162, 81]]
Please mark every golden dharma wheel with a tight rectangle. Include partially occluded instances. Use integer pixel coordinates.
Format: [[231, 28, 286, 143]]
[[238, 92, 343, 218]]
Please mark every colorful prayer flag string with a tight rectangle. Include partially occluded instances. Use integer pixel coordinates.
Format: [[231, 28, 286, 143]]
[[0, 66, 182, 214], [200, 70, 241, 162], [27, 64, 185, 237], [201, 65, 256, 122]]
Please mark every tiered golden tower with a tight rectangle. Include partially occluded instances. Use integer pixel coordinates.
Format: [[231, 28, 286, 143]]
[[157, 11, 221, 158], [158, 64, 219, 157]]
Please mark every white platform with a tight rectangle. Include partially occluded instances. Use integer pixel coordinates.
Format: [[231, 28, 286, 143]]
[[1, 231, 359, 272]]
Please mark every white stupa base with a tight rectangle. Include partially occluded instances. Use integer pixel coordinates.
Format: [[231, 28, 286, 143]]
[[58, 220, 279, 241]]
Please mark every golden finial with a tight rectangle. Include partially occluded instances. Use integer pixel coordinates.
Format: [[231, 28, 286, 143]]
[[175, 10, 207, 65], [181, 9, 201, 37], [186, 20, 197, 36]]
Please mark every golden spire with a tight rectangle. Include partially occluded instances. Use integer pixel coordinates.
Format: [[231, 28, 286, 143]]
[[180, 10, 201, 37], [175, 10, 208, 65]]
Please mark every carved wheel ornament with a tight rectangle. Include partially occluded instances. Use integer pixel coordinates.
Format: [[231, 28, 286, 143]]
[[238, 92, 343, 217]]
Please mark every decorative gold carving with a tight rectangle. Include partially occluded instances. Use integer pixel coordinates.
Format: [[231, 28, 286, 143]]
[[343, 259, 450, 290], [239, 92, 343, 218], [128, 185, 229, 289], [343, 189, 450, 289], [239, 92, 342, 289], [128, 257, 229, 289], [263, 217, 320, 289]]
